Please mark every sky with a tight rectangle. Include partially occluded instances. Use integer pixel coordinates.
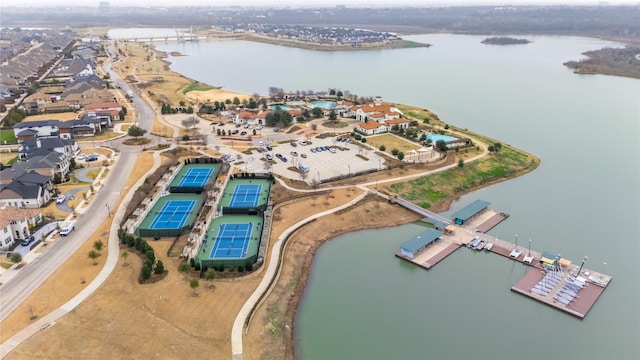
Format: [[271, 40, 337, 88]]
[[5, 0, 636, 7]]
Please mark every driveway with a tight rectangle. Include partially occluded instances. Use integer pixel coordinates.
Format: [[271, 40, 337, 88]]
[[12, 222, 61, 257], [74, 166, 102, 183], [56, 186, 90, 213]]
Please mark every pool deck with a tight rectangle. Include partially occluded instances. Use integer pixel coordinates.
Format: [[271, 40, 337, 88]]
[[395, 210, 612, 318]]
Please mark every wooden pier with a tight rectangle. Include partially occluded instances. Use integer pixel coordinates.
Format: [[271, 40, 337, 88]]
[[394, 203, 612, 318]]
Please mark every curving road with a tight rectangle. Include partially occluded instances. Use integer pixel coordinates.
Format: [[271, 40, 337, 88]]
[[0, 41, 156, 335]]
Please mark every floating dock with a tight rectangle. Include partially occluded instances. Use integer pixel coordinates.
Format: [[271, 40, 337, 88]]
[[394, 198, 612, 318]]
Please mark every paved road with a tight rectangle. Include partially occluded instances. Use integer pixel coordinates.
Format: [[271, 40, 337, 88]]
[[56, 186, 90, 213], [0, 42, 153, 324]]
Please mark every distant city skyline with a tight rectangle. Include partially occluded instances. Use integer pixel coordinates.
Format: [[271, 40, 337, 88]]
[[5, 0, 636, 8]]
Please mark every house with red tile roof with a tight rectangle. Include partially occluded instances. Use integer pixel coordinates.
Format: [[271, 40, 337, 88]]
[[0, 205, 43, 250], [357, 121, 389, 135], [353, 97, 403, 123]]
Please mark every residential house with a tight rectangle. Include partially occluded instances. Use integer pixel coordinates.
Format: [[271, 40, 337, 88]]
[[384, 118, 411, 131], [18, 137, 78, 161], [13, 120, 63, 140], [8, 151, 71, 180], [0, 170, 54, 208], [0, 205, 43, 250]]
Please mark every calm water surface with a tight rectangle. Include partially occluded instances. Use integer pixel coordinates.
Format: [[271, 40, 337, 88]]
[[149, 34, 640, 359]]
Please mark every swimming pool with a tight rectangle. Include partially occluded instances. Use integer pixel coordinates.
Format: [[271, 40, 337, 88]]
[[426, 134, 458, 143], [269, 104, 293, 111], [310, 101, 336, 109]]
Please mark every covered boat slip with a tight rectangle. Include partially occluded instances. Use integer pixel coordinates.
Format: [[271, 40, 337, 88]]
[[452, 199, 489, 225], [396, 228, 463, 269]]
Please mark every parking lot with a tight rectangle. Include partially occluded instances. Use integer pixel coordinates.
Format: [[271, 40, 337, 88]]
[[238, 136, 385, 183]]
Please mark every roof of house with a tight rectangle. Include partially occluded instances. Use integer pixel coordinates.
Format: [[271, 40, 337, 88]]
[[16, 129, 39, 137], [358, 121, 385, 130], [84, 102, 121, 110], [384, 118, 409, 125], [16, 170, 51, 185], [0, 181, 41, 199], [13, 120, 63, 129], [0, 205, 41, 228], [401, 228, 443, 253]]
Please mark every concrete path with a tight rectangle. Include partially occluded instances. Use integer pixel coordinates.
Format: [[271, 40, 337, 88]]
[[231, 188, 371, 360], [230, 141, 490, 359], [74, 166, 102, 183], [0, 42, 168, 358]]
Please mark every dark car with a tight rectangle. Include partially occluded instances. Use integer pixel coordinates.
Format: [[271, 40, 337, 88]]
[[240, 131, 247, 136], [21, 235, 35, 246], [291, 142, 297, 147]]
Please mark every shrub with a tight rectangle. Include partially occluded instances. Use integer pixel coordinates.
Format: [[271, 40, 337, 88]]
[[190, 258, 195, 267], [245, 261, 253, 272], [458, 159, 464, 168], [145, 250, 155, 264], [237, 264, 244, 272], [154, 235, 161, 241], [379, 145, 386, 151], [154, 260, 165, 274], [194, 262, 201, 271], [140, 263, 152, 280], [391, 148, 399, 156], [361, 137, 367, 143]]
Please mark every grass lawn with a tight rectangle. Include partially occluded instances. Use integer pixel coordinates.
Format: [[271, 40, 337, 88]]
[[387, 145, 538, 209], [0, 129, 17, 144], [367, 133, 421, 154]]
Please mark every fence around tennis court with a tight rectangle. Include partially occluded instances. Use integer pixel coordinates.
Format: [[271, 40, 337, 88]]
[[169, 161, 221, 193], [136, 194, 204, 237]]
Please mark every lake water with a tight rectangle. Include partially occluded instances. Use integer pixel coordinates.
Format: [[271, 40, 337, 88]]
[[150, 34, 640, 359]]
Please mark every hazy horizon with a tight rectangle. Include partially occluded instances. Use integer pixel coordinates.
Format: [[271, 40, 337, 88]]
[[4, 0, 637, 8]]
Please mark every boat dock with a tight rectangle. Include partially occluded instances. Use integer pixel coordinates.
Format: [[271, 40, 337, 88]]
[[394, 199, 612, 318]]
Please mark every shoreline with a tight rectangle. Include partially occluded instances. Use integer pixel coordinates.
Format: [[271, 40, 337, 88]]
[[119, 38, 541, 359]]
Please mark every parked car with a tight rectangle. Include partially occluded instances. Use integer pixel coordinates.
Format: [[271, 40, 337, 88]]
[[21, 235, 35, 246], [244, 124, 252, 129], [59, 223, 75, 236], [328, 147, 337, 153], [231, 129, 239, 135], [235, 123, 241, 128], [273, 127, 280, 132], [290, 142, 297, 147], [56, 194, 66, 204], [256, 125, 264, 130], [266, 146, 273, 151], [299, 140, 307, 146], [300, 153, 307, 158], [265, 154, 273, 161], [86, 155, 98, 162], [290, 151, 298, 157], [310, 148, 317, 153], [240, 131, 247, 136], [76, 153, 86, 160]]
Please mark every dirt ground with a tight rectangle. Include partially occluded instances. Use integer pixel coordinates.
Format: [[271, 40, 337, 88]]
[[0, 151, 154, 344], [184, 88, 251, 104], [22, 112, 78, 122]]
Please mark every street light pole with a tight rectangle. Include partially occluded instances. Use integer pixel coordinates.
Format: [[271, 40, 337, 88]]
[[528, 239, 531, 256], [515, 234, 518, 249], [105, 202, 111, 218], [577, 256, 588, 276]]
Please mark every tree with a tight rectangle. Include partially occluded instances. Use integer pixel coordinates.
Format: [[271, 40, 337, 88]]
[[181, 116, 200, 129], [205, 268, 216, 287], [140, 262, 152, 280], [311, 123, 318, 133], [458, 159, 465, 168], [121, 250, 129, 266], [329, 109, 337, 122], [88, 249, 99, 265], [336, 90, 343, 98], [435, 140, 448, 152], [93, 240, 104, 253], [397, 152, 405, 161], [154, 260, 165, 274], [8, 252, 22, 264], [127, 125, 146, 138], [232, 97, 240, 105], [493, 143, 502, 152], [329, 88, 336, 95], [178, 261, 191, 276], [311, 107, 323, 117], [189, 278, 200, 295], [391, 148, 399, 156]]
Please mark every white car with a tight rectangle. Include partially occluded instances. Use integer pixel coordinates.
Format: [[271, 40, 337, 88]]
[[59, 223, 75, 236], [77, 153, 86, 160], [56, 195, 66, 204]]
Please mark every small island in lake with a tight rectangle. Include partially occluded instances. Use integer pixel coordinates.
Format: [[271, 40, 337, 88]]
[[481, 37, 531, 45]]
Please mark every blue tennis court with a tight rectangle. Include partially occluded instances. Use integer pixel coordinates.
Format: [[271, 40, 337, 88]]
[[177, 168, 214, 188], [210, 223, 253, 258], [229, 184, 263, 207], [149, 200, 196, 229]]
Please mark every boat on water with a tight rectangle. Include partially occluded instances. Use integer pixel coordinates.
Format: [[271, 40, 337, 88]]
[[484, 242, 493, 251], [467, 237, 482, 248], [475, 240, 485, 250]]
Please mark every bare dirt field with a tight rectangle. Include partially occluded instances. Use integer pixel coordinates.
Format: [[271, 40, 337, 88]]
[[22, 112, 78, 122], [0, 152, 154, 344]]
